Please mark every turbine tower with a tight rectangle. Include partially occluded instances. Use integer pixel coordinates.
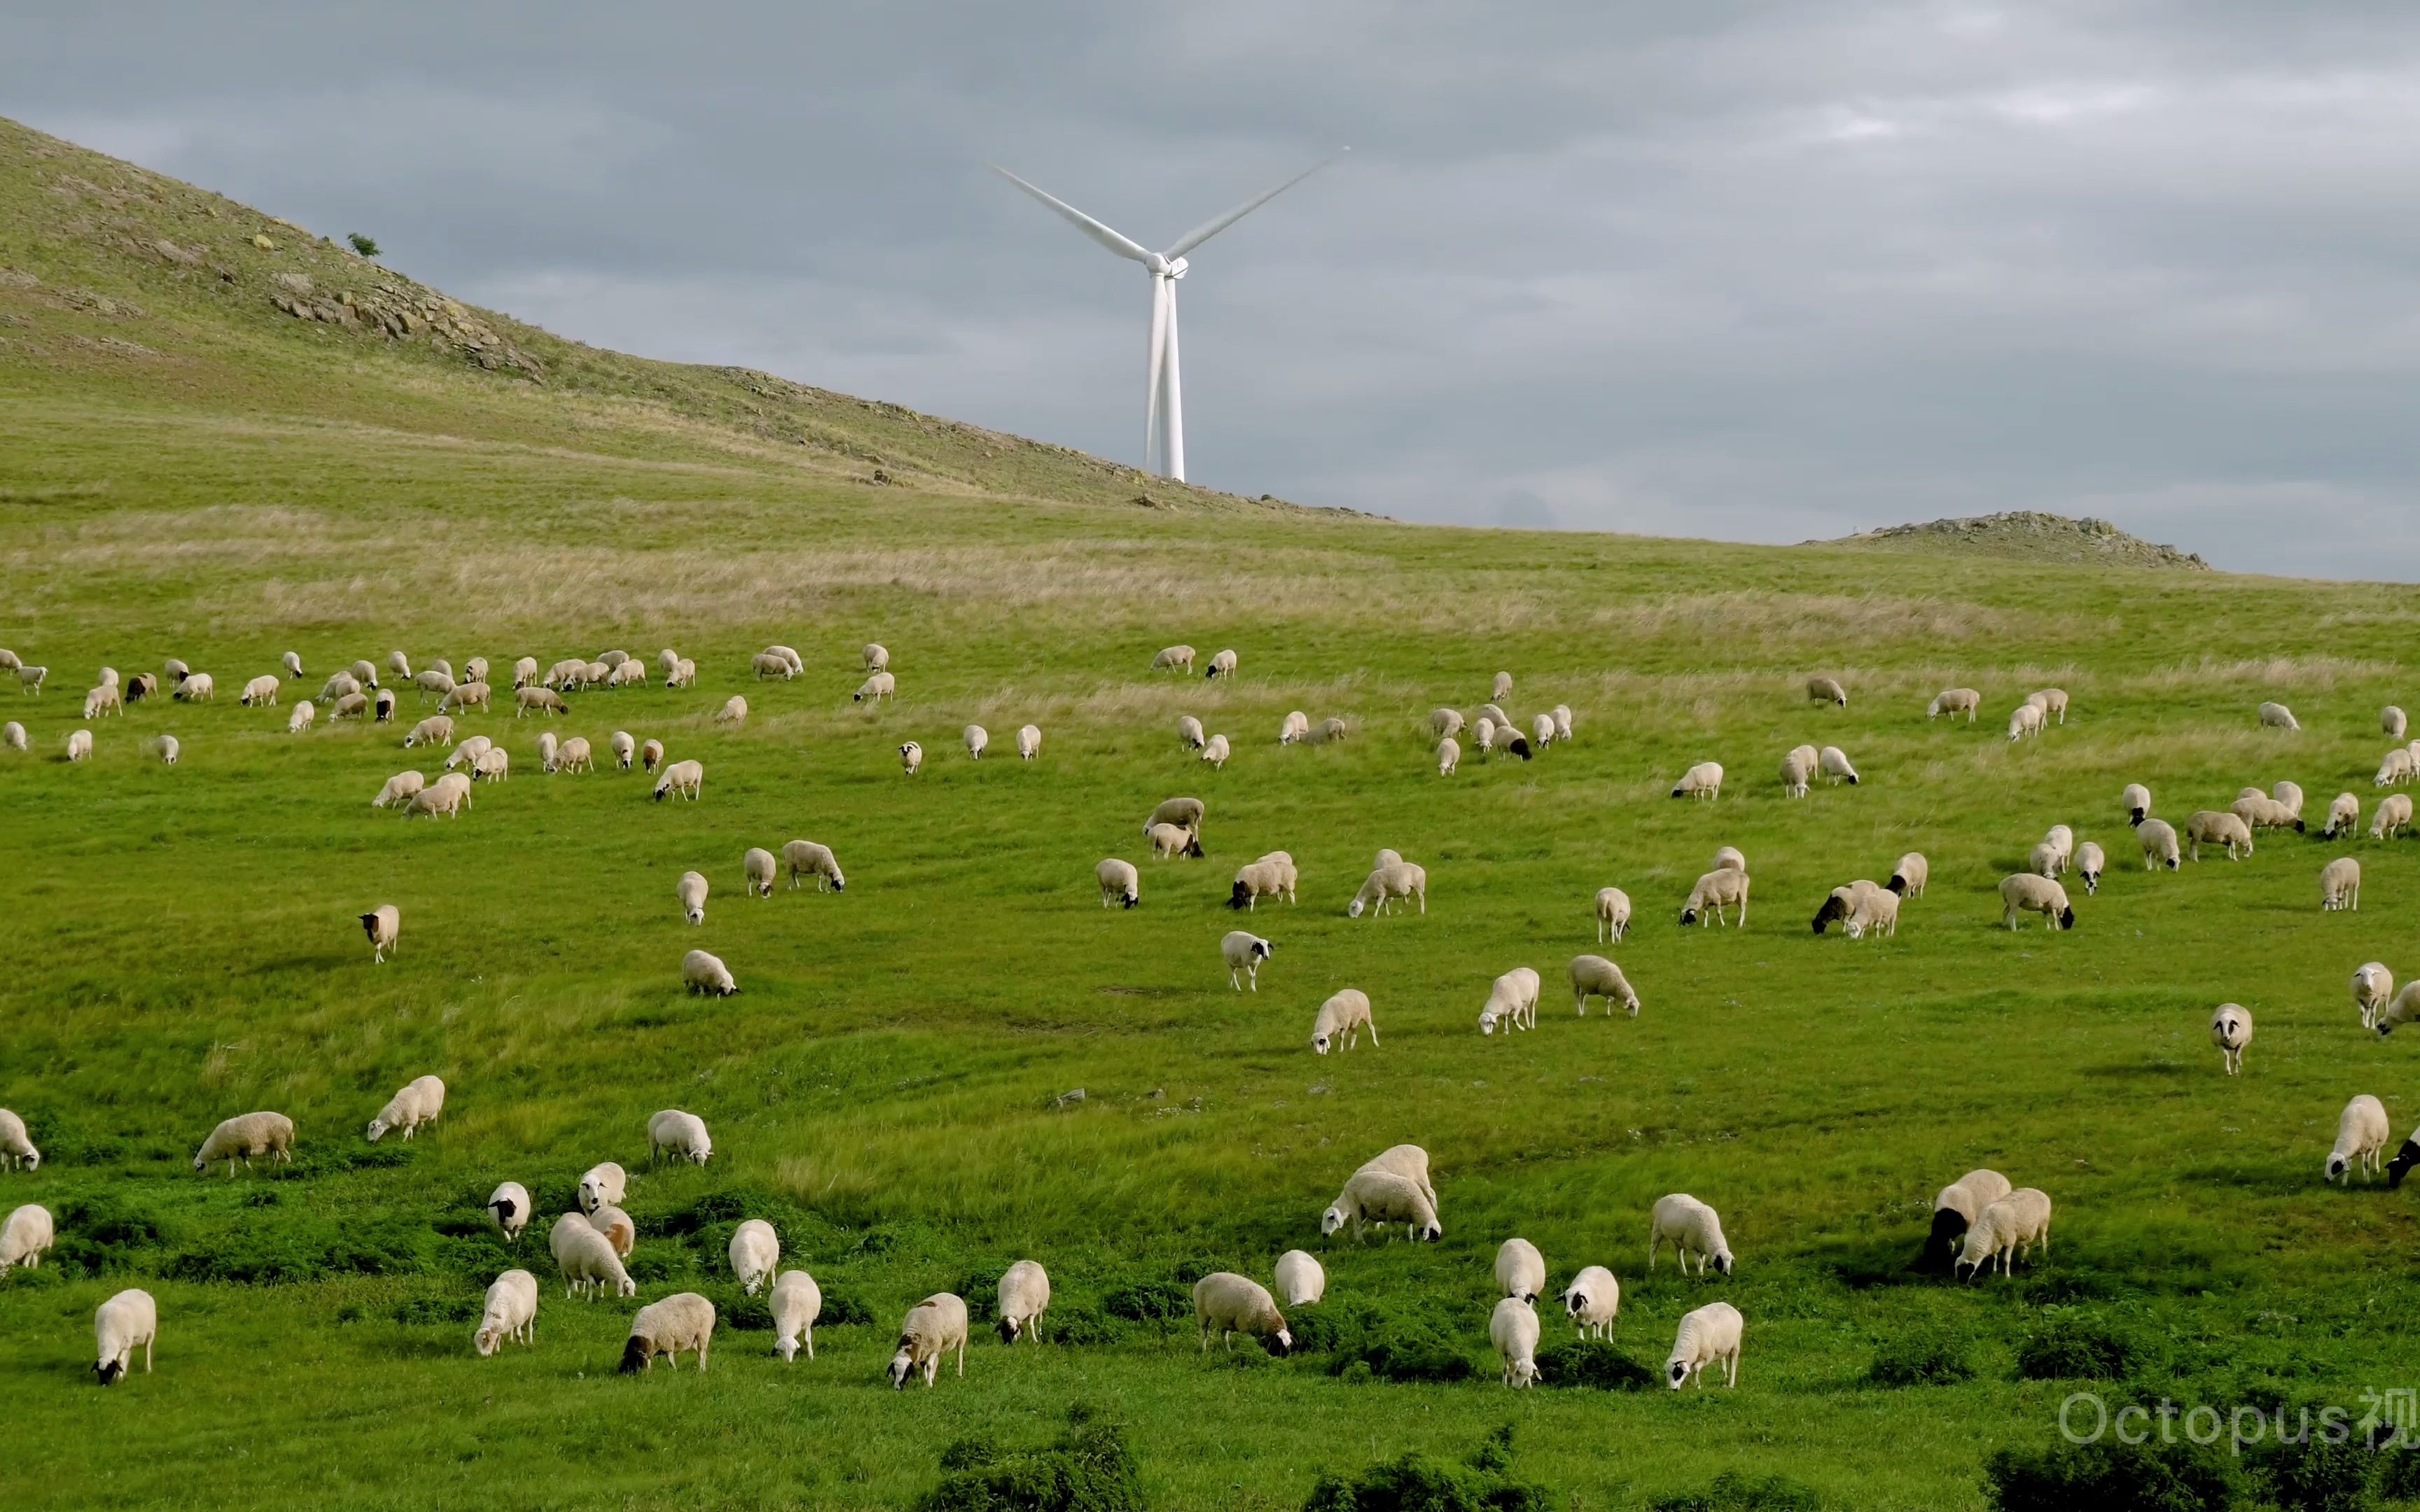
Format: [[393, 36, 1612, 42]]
[[991, 150, 1344, 482]]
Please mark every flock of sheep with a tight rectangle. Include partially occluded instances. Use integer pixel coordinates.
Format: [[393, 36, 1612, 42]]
[[6, 641, 2419, 1397]]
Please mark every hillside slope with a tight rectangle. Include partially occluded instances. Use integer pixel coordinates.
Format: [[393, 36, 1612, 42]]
[[1821, 510, 2213, 569]]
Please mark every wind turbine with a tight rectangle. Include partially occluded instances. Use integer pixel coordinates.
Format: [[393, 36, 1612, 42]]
[[990, 150, 1345, 482]]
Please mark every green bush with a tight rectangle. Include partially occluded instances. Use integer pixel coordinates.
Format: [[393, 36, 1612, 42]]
[[1866, 1329, 1977, 1387], [1534, 1338, 1659, 1391], [48, 1196, 171, 1275], [1042, 1304, 1121, 1346], [2015, 1312, 2141, 1381], [1321, 1308, 1475, 1385], [1100, 1278, 1191, 1323], [391, 1293, 478, 1326], [916, 1404, 1145, 1512], [2376, 1441, 2420, 1502], [1983, 1439, 2239, 1512], [816, 1287, 876, 1327], [165, 1217, 433, 1284], [347, 232, 379, 256], [1649, 1470, 1824, 1512], [2249, 1434, 2375, 1512], [1302, 1424, 1549, 1512]]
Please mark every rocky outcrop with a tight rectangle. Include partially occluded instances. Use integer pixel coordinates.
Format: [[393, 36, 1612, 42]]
[[1819, 511, 2212, 570]]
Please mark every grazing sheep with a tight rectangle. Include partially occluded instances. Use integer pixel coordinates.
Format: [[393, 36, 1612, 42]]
[[1202, 733, 1232, 768], [2321, 856, 2362, 911], [2136, 818, 2181, 871], [92, 1289, 159, 1385], [374, 688, 396, 722], [2, 1202, 55, 1275], [2386, 706, 2409, 740], [1648, 1194, 1734, 1277], [1228, 857, 1296, 910], [1321, 715, 1353, 745], [2376, 749, 2414, 788], [544, 659, 585, 691], [2007, 701, 2046, 742], [1812, 881, 1884, 935], [619, 1293, 716, 1374], [330, 692, 370, 721], [516, 687, 566, 718], [64, 728, 92, 762], [193, 1111, 295, 1176], [1015, 723, 1042, 760], [1551, 704, 1575, 742], [472, 747, 510, 783], [2185, 810, 2254, 860], [2026, 688, 2069, 724], [3, 721, 24, 752], [552, 736, 593, 774], [2115, 784, 2152, 828], [714, 695, 748, 727], [781, 840, 845, 892], [752, 651, 795, 680], [18, 664, 48, 695], [1523, 713, 1552, 750], [150, 734, 179, 766], [641, 736, 666, 771], [889, 1293, 972, 1387], [2258, 701, 2300, 732], [275, 697, 315, 737], [2071, 841, 2105, 894], [349, 659, 379, 690], [1431, 707, 1466, 739], [2233, 792, 2302, 833], [1560, 1266, 1619, 1340], [1176, 714, 1206, 749], [2211, 1004, 2253, 1074], [238, 673, 281, 707], [2328, 1096, 2391, 1184], [1490, 1298, 1542, 1388], [83, 683, 123, 720], [2381, 985, 2420, 1038], [772, 1270, 822, 1362], [1671, 761, 1723, 801], [1221, 930, 1274, 990], [445, 736, 492, 771], [1473, 717, 1496, 758], [1274, 1250, 1326, 1308], [458, 657, 485, 685], [1096, 858, 1141, 909], [1310, 989, 1376, 1054], [1667, 1301, 1742, 1390], [730, 1219, 779, 1297], [1495, 1238, 1547, 1303], [1928, 687, 1981, 722], [1192, 1273, 1291, 1357], [403, 715, 454, 748], [648, 1110, 713, 1166], [1349, 862, 1428, 918], [1844, 888, 1900, 939], [2325, 792, 2361, 839], [1999, 874, 2074, 930], [365, 1075, 445, 1141], [2372, 793, 2413, 839], [1569, 954, 1640, 1017], [853, 672, 896, 703], [670, 658, 697, 689], [0, 648, 15, 673], [1778, 748, 1812, 798], [962, 724, 987, 760], [403, 777, 467, 820], [1279, 710, 1310, 745], [1478, 967, 1542, 1036], [1954, 1189, 2052, 1279], [742, 847, 777, 899], [1594, 886, 1632, 943], [1148, 822, 1204, 859], [609, 731, 635, 769], [0, 1108, 39, 1170], [1147, 797, 1206, 833], [1204, 648, 1238, 680], [584, 1205, 634, 1258], [763, 645, 802, 675], [653, 759, 704, 802], [1489, 671, 1515, 702], [1819, 746, 1859, 785], [415, 669, 459, 703], [473, 1269, 538, 1357], [1152, 645, 1197, 673], [2354, 963, 2394, 1030], [320, 672, 363, 704], [360, 904, 401, 963], [1356, 1144, 1438, 1209], [682, 948, 737, 996], [2271, 780, 2305, 822], [1680, 868, 1749, 927], [898, 740, 922, 775], [676, 871, 709, 925], [1807, 676, 1847, 707], [486, 1182, 532, 1242], [997, 1260, 1051, 1343], [1882, 853, 1928, 899], [1924, 1169, 2015, 1271], [1321, 1168, 1442, 1243], [578, 1163, 626, 1215], [1712, 846, 1747, 875]]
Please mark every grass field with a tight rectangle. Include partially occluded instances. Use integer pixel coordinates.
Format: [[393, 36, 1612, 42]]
[[6, 117, 2420, 1512]]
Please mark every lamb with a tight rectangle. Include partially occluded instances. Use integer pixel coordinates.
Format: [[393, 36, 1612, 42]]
[[1274, 1250, 1326, 1308], [2075, 841, 2106, 894], [619, 1293, 716, 1373], [780, 839, 845, 892], [487, 1182, 532, 1242], [751, 651, 795, 680], [2388, 706, 2410, 740], [1680, 868, 1749, 927], [404, 715, 454, 748], [996, 1259, 1051, 1343], [65, 728, 92, 762], [1924, 1169, 2015, 1270], [1552, 704, 1575, 742], [1176, 714, 1206, 749], [360, 904, 401, 963], [1473, 717, 1496, 758], [2136, 817, 2181, 870], [470, 1268, 539, 1357], [1884, 853, 1928, 899], [742, 846, 777, 898], [2028, 839, 2064, 879], [772, 1270, 822, 1362], [1097, 858, 1141, 909], [1478, 967, 1541, 1036], [1152, 645, 1197, 673], [1191, 1273, 1291, 1355], [2321, 856, 2362, 911], [1349, 862, 1427, 918], [682, 948, 737, 996], [516, 687, 566, 717], [13, 662, 53, 697], [1527, 713, 1554, 750], [2258, 701, 2300, 731], [1279, 710, 1310, 745], [1, 1203, 55, 1275], [1648, 1194, 1734, 1276], [898, 740, 922, 775], [0, 1108, 39, 1170], [2185, 810, 2254, 860], [1807, 676, 1847, 707], [889, 1293, 971, 1386], [552, 736, 593, 773], [1819, 746, 1859, 785], [193, 1111, 296, 1175], [151, 734, 180, 766], [83, 683, 123, 720], [730, 1219, 779, 1296], [1561, 1266, 1619, 1339], [1491, 1298, 1542, 1388], [1321, 1168, 1442, 1242], [1671, 761, 1723, 801], [1148, 822, 1204, 859], [2377, 749, 2414, 788], [648, 1109, 713, 1165], [1954, 1189, 2052, 1279], [1569, 954, 1641, 1017], [2325, 792, 2361, 839], [1204, 648, 1238, 680], [2372, 793, 2413, 839], [1998, 873, 2073, 930], [713, 695, 748, 727], [1204, 733, 1232, 768], [578, 1163, 626, 1214], [2354, 963, 2395, 1030], [1216, 930, 1275, 991], [472, 747, 510, 783], [1310, 988, 1376, 1054], [2211, 1003, 2253, 1074], [653, 759, 704, 802], [1321, 715, 1353, 745], [1495, 1237, 1546, 1303], [609, 731, 636, 769], [1431, 708, 1466, 739], [1593, 886, 1632, 942], [92, 1289, 159, 1385], [1228, 858, 1296, 910], [1667, 1302, 1743, 1390], [2328, 1096, 2391, 1183], [365, 1074, 445, 1141], [1928, 687, 1981, 722], [1812, 881, 1886, 934], [2, 721, 22, 751], [1015, 724, 1041, 760], [1146, 797, 1205, 834], [320, 671, 363, 703], [854, 672, 896, 703]]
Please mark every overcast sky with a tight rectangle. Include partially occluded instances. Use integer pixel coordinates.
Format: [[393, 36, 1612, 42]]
[[11, 2, 2420, 576]]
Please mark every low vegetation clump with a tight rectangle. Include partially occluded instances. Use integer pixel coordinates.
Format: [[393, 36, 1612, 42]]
[[1648, 1470, 1826, 1512], [1865, 1329, 1977, 1387], [2014, 1311, 2144, 1382], [1533, 1338, 1659, 1391], [1302, 1424, 1549, 1512], [918, 1405, 1146, 1512], [1983, 1439, 2239, 1512]]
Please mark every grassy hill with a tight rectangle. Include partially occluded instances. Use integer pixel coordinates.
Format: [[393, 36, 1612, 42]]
[[5, 117, 2420, 1512]]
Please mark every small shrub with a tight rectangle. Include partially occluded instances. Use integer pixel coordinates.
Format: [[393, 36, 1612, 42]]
[[1043, 1304, 1121, 1346], [957, 1264, 1006, 1322], [2377, 1440, 2420, 1502], [1100, 1278, 1190, 1323], [347, 232, 380, 257], [48, 1196, 171, 1275], [1867, 1329, 1977, 1387], [392, 1294, 478, 1326], [816, 1287, 876, 1327], [1302, 1424, 1549, 1511], [1284, 1303, 1342, 1354], [1535, 1338, 1659, 1390], [1649, 1469, 1824, 1512], [1322, 1308, 1476, 1385], [623, 1247, 694, 1284], [2250, 1434, 2374, 1512], [915, 1403, 1145, 1512], [1984, 1439, 2239, 1512], [2015, 1312, 2141, 1381], [1170, 1255, 1237, 1284]]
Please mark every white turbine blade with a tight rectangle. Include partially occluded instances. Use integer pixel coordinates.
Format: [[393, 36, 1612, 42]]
[[989, 164, 1153, 262], [1145, 275, 1168, 472], [1162, 280, 1184, 482], [1162, 148, 1348, 259]]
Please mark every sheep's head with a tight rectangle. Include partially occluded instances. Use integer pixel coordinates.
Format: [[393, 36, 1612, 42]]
[[1312, 1033, 1331, 1055], [1228, 883, 1251, 910], [1678, 907, 1698, 926], [476, 1323, 504, 1357], [364, 1118, 390, 1143], [2057, 906, 2076, 930], [996, 1316, 1021, 1345], [615, 1274, 637, 1298], [1509, 1358, 1541, 1387], [1479, 1007, 1498, 1036], [1347, 897, 1367, 919], [1711, 1250, 1734, 1276], [2326, 1154, 2351, 1183], [888, 1345, 917, 1388], [96, 1358, 125, 1386], [1268, 1327, 1293, 1357], [1120, 890, 1139, 909], [1417, 1222, 1442, 1243], [1184, 837, 1204, 858], [686, 905, 704, 925], [1319, 1205, 1347, 1236], [2388, 1140, 2420, 1188], [618, 1336, 653, 1373], [1811, 896, 1846, 933], [1564, 1290, 1588, 1318], [1665, 1359, 1690, 1390]]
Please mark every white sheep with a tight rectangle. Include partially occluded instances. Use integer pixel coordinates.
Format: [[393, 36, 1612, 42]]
[[2328, 1095, 2391, 1183], [1349, 862, 1427, 918], [2258, 701, 2300, 732], [1667, 1301, 1742, 1390], [0, 1108, 39, 1170], [193, 1111, 295, 1175], [857, 643, 889, 673], [620, 1293, 716, 1373], [1321, 1168, 1442, 1243], [1202, 733, 1232, 768], [1014, 723, 1041, 761], [552, 1213, 639, 1301], [415, 668, 457, 701], [752, 651, 795, 680], [2376, 749, 2414, 788], [1192, 1273, 1291, 1354], [64, 728, 92, 762], [1681, 868, 1748, 927], [1274, 1250, 1326, 1308], [1, 1202, 55, 1275], [1999, 874, 2073, 930], [359, 904, 401, 963], [585, 1205, 635, 1259], [1152, 644, 1196, 673], [1097, 858, 1140, 909], [2379, 983, 2420, 1039], [2005, 703, 2045, 744], [92, 1289, 159, 1385], [2, 721, 22, 752], [2136, 817, 2181, 871], [1495, 1237, 1546, 1303], [683, 948, 738, 996], [404, 715, 454, 748], [403, 777, 467, 820], [1928, 687, 1980, 722], [765, 645, 802, 675], [1473, 715, 1496, 758], [80, 682, 120, 720], [2386, 706, 2409, 740], [579, 1163, 626, 1214], [1148, 822, 1203, 859], [1552, 705, 1574, 742], [672, 871, 709, 927], [1204, 648, 1238, 680], [1924, 1169, 2015, 1269], [1877, 853, 1926, 901], [1778, 748, 1812, 798], [279, 650, 302, 680], [2211, 1003, 2253, 1074], [2068, 841, 2103, 894], [730, 1219, 779, 1297], [239, 673, 280, 707], [2321, 856, 2362, 911], [2324, 792, 2361, 839], [1228, 856, 1296, 911], [517, 687, 567, 718], [1811, 881, 1884, 935], [1527, 713, 1555, 750], [287, 700, 317, 735], [775, 839, 843, 892], [772, 1270, 822, 1361], [1561, 1266, 1619, 1340], [1279, 710, 1310, 745], [1671, 761, 1723, 801], [510, 656, 540, 688], [534, 730, 559, 771], [1569, 954, 1640, 1017], [854, 671, 896, 703], [349, 658, 379, 689], [149, 734, 179, 766], [1819, 746, 1859, 785], [1478, 966, 1541, 1036], [890, 1293, 971, 1386], [1357, 1144, 1438, 1207], [1176, 714, 1206, 749], [366, 1074, 445, 1142], [1310, 988, 1376, 1054], [713, 695, 748, 728], [1648, 1194, 1734, 1276], [1954, 1189, 2052, 1279], [609, 731, 636, 769], [1426, 734, 1458, 776], [474, 1269, 539, 1356], [1592, 886, 1632, 943], [997, 1259, 1051, 1343], [1491, 1297, 1542, 1388], [19, 664, 48, 695], [1431, 708, 1466, 739], [555, 736, 594, 774], [2372, 793, 2413, 839], [2185, 809, 2253, 860], [648, 1109, 713, 1166], [963, 723, 987, 760], [670, 658, 697, 689], [1221, 930, 1274, 990], [486, 1182, 532, 1242], [329, 691, 371, 722], [898, 740, 922, 774], [654, 759, 704, 802], [1807, 676, 1847, 706], [319, 671, 361, 704], [742, 846, 777, 899], [2353, 963, 2393, 1030]]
